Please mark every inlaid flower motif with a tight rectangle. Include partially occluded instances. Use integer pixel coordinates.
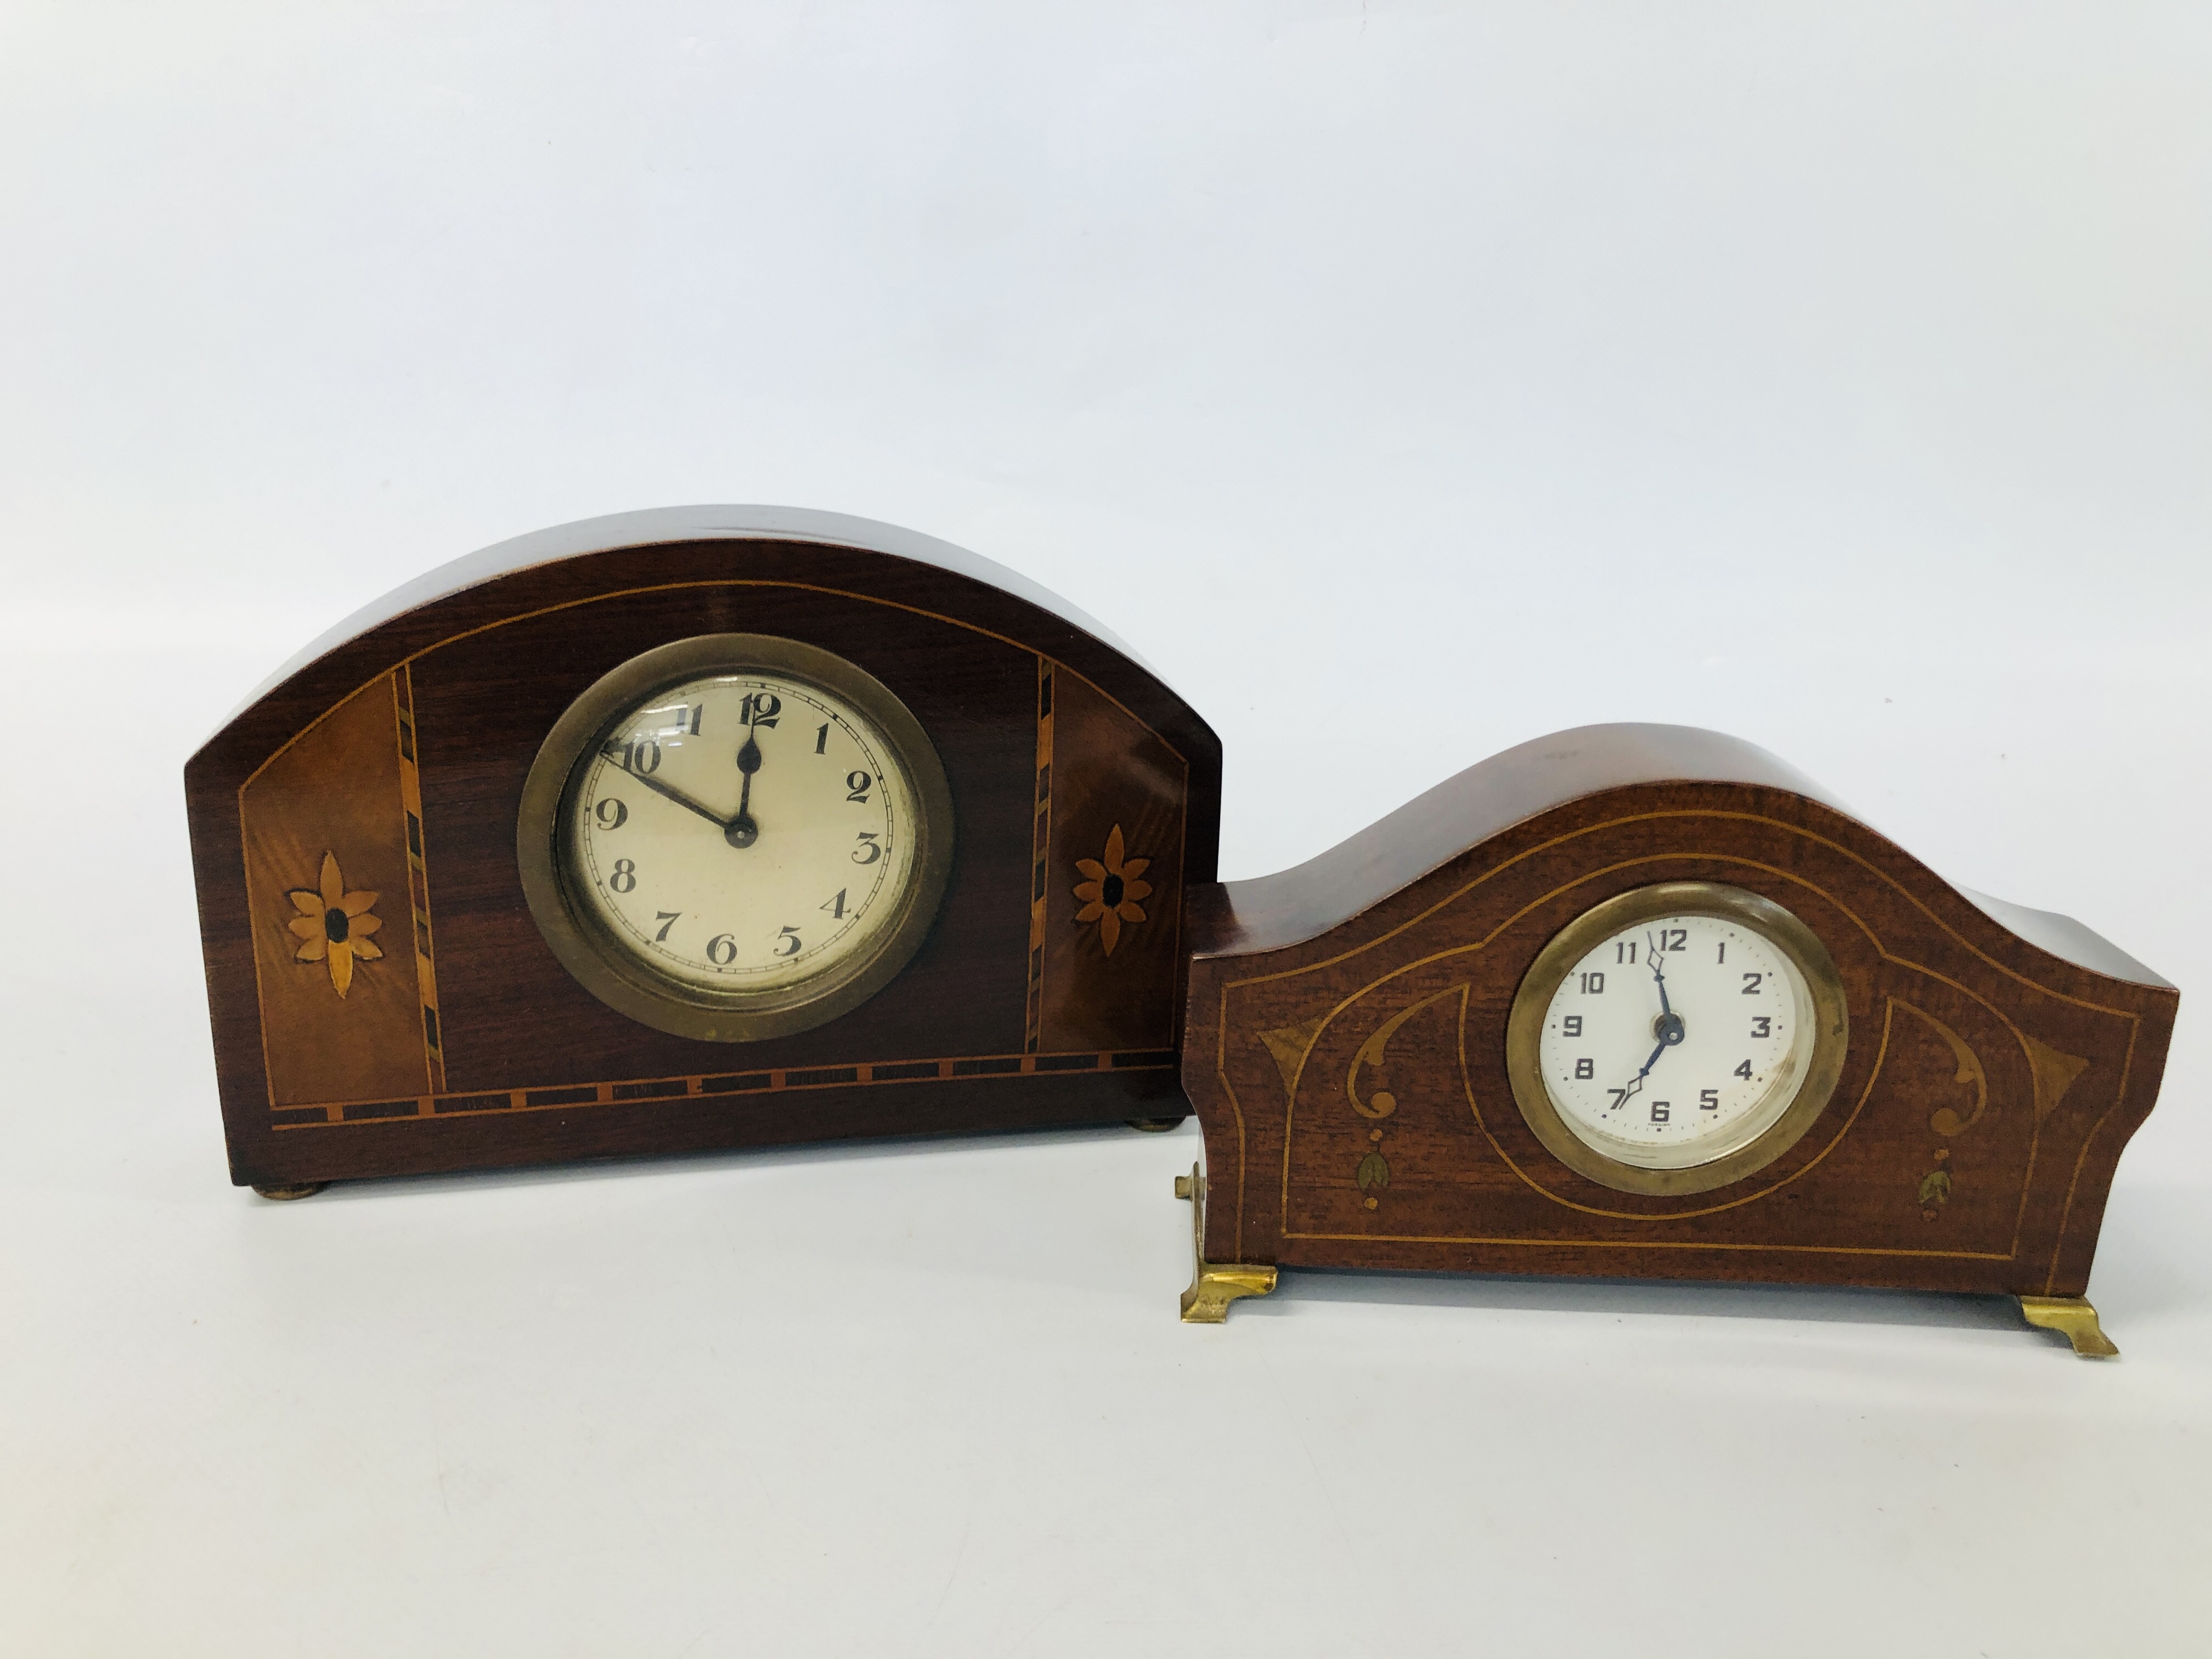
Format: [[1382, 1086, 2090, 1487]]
[[286, 851, 383, 997], [1073, 823, 1152, 957]]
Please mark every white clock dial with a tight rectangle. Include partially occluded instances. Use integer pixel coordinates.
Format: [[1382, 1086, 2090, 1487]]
[[565, 672, 920, 995], [1535, 911, 1816, 1171]]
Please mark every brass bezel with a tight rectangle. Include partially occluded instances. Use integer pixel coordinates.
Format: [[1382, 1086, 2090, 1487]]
[[1505, 882, 1848, 1197], [517, 633, 956, 1044]]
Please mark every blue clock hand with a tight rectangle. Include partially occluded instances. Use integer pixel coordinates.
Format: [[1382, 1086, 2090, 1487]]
[[1607, 939, 1686, 1113], [1648, 934, 1686, 1051]]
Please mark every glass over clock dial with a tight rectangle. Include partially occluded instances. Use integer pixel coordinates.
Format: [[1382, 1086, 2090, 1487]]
[[518, 634, 954, 1042], [1506, 882, 1847, 1196]]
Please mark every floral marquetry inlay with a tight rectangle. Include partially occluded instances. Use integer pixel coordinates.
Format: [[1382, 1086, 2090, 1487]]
[[1073, 823, 1153, 957], [285, 851, 384, 998]]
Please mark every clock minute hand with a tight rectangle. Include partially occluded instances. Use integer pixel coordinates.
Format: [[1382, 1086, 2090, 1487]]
[[1647, 934, 1685, 1050], [610, 758, 731, 831]]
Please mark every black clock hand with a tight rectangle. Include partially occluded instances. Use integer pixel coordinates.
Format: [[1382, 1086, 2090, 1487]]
[[608, 758, 730, 831], [726, 726, 763, 849]]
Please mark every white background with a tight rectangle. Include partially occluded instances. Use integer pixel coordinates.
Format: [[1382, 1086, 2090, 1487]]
[[4, 4, 2208, 1654]]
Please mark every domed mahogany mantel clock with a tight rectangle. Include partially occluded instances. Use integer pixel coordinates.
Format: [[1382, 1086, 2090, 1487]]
[[186, 507, 1218, 1195], [1173, 725, 2177, 1357]]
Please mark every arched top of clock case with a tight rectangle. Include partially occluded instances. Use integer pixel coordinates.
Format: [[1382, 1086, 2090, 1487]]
[[201, 505, 1175, 742], [190, 505, 1215, 804], [1200, 720, 2168, 990]]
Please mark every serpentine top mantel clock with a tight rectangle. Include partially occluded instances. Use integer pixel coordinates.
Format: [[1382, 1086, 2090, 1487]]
[[1173, 724, 2177, 1357], [186, 507, 1220, 1195]]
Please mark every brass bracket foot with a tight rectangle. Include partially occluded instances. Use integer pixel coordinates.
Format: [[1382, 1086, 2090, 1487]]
[[252, 1182, 329, 1201], [1125, 1115, 1187, 1133], [1175, 1164, 1276, 1323], [2019, 1295, 2119, 1358]]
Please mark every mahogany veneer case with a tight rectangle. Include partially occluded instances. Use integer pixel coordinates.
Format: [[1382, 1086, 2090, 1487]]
[[1175, 724, 2177, 1350], [186, 507, 1220, 1191]]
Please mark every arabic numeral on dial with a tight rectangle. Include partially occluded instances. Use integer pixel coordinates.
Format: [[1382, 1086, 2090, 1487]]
[[688, 703, 702, 735], [739, 692, 781, 728], [1562, 1015, 1582, 1037], [1606, 1087, 1630, 1109], [845, 770, 873, 803], [1751, 1016, 1771, 1037], [773, 926, 802, 957], [706, 933, 738, 966], [814, 723, 828, 754], [1699, 1088, 1719, 1111], [1615, 940, 1638, 965], [820, 888, 848, 920], [1650, 1100, 1671, 1123], [1734, 1059, 1754, 1080], [654, 911, 680, 942], [1663, 928, 1686, 951], [594, 798, 628, 830], [1717, 941, 1726, 964], [608, 859, 636, 894], [624, 740, 662, 775], [1579, 971, 1606, 995], [851, 831, 882, 864], [1741, 972, 1764, 995], [1573, 1058, 1594, 1079]]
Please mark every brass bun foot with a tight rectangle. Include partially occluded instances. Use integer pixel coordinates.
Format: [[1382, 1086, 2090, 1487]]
[[1175, 1164, 1276, 1323], [252, 1182, 329, 1201], [2019, 1295, 2119, 1358], [1126, 1115, 1187, 1133]]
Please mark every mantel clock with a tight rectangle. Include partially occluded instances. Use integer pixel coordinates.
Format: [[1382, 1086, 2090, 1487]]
[[186, 507, 1219, 1195], [1173, 724, 2176, 1357]]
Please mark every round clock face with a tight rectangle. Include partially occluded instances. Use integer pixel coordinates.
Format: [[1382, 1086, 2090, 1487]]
[[518, 635, 954, 1042], [1506, 883, 1847, 1196], [567, 670, 921, 994]]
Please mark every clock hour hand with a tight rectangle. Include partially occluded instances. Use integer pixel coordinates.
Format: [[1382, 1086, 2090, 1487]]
[[1612, 1039, 1668, 1110], [726, 726, 763, 849], [607, 757, 730, 831]]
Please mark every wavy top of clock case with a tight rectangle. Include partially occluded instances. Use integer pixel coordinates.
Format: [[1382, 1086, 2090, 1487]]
[[1180, 722, 2176, 1300], [1198, 722, 2168, 990]]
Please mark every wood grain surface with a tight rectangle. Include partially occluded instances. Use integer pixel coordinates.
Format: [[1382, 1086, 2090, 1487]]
[[1183, 724, 2176, 1298], [188, 522, 1219, 1188]]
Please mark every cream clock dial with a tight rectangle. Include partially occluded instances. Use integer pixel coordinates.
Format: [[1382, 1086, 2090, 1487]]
[[1506, 883, 1847, 1197], [569, 673, 917, 993], [518, 635, 954, 1043]]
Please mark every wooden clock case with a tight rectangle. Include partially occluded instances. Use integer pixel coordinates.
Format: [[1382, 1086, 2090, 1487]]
[[186, 507, 1219, 1193], [1176, 724, 2176, 1355]]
